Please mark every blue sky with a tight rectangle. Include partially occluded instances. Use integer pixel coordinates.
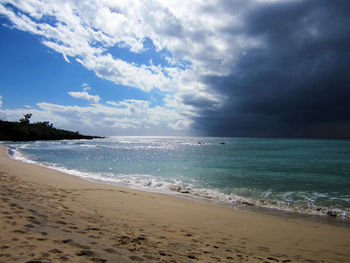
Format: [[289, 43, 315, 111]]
[[0, 0, 349, 137], [0, 1, 200, 136], [0, 20, 166, 108]]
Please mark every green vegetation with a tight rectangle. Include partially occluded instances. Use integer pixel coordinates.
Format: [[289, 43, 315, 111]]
[[0, 114, 103, 141]]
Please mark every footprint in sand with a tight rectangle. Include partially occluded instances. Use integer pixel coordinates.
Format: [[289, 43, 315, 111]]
[[61, 239, 73, 244], [266, 257, 280, 262], [91, 258, 107, 263], [14, 229, 27, 234], [75, 250, 95, 256], [55, 220, 68, 225], [86, 227, 101, 231], [103, 248, 117, 254], [49, 248, 63, 254]]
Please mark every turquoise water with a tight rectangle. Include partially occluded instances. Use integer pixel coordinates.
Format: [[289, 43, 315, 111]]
[[4, 137, 350, 219]]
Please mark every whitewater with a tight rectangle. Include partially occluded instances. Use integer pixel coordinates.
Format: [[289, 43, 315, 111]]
[[3, 136, 350, 220]]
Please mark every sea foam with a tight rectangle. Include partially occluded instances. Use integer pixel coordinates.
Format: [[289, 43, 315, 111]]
[[4, 136, 350, 221]]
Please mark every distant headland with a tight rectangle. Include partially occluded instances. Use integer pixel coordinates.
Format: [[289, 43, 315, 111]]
[[0, 114, 103, 141]]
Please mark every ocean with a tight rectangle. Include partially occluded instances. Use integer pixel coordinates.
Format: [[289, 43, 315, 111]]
[[3, 136, 350, 220]]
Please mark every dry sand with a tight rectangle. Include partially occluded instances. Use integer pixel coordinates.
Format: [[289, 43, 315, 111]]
[[0, 145, 349, 263]]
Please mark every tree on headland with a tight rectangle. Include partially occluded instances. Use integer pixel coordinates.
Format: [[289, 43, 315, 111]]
[[0, 113, 102, 141], [39, 121, 53, 128], [19, 113, 32, 125]]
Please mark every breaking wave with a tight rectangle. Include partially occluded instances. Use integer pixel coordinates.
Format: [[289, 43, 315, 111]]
[[8, 146, 350, 221]]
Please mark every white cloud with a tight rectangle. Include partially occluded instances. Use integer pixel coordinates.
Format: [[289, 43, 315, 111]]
[[0, 98, 192, 135], [0, 0, 252, 87], [0, 95, 2, 108], [81, 83, 91, 91], [0, 0, 177, 93], [68, 91, 101, 103], [0, 0, 265, 133], [79, 54, 171, 93]]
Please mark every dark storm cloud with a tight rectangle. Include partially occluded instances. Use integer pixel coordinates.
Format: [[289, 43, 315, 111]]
[[191, 0, 350, 138]]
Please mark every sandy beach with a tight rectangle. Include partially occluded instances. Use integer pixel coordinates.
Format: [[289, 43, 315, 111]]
[[0, 145, 349, 263]]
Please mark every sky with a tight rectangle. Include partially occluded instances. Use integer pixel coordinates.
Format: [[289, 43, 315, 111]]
[[0, 0, 349, 138]]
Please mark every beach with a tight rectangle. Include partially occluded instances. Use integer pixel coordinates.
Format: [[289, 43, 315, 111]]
[[0, 145, 349, 263]]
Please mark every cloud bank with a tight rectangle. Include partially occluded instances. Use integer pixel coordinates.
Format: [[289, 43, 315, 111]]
[[0, 0, 349, 137], [0, 97, 192, 136], [193, 0, 350, 138]]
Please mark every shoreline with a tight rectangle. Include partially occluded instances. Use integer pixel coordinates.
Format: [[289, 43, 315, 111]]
[[1, 145, 350, 262], [7, 143, 350, 227]]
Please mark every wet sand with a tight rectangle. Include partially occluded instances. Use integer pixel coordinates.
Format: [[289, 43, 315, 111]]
[[0, 145, 349, 263]]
